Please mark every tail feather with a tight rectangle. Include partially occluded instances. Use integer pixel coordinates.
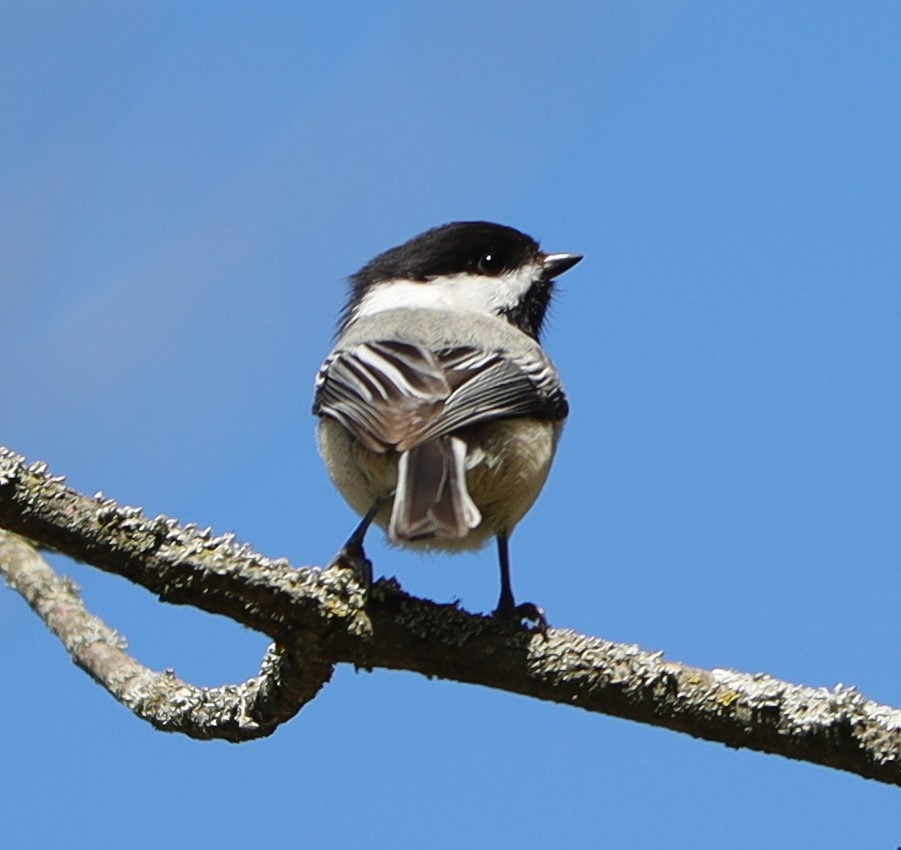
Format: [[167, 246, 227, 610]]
[[389, 436, 481, 542]]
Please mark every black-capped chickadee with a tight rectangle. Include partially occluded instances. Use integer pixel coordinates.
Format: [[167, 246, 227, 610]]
[[313, 221, 581, 629]]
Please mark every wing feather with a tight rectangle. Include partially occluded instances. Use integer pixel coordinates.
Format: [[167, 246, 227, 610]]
[[314, 340, 566, 453]]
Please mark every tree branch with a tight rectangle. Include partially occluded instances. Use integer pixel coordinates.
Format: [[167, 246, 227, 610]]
[[2, 446, 900, 783], [0, 531, 331, 740]]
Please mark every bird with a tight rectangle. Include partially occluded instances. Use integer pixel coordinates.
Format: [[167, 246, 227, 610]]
[[313, 221, 581, 630]]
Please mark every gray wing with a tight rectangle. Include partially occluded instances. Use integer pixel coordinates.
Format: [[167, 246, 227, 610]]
[[313, 339, 567, 453]]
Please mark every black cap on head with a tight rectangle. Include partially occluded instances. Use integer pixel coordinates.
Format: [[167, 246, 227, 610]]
[[341, 221, 580, 339], [355, 221, 540, 285]]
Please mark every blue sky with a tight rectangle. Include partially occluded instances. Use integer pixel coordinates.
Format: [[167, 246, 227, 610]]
[[3, 3, 901, 846]]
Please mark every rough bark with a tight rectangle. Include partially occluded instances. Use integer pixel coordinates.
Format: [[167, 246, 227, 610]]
[[2, 446, 900, 784]]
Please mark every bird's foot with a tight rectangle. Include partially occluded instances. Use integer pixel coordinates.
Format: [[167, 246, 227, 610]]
[[493, 600, 549, 638], [329, 541, 373, 600]]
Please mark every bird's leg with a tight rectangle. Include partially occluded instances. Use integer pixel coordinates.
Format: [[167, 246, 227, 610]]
[[330, 504, 380, 598], [495, 533, 516, 613], [493, 533, 548, 636]]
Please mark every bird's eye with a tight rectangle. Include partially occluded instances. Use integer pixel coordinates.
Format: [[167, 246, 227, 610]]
[[477, 253, 503, 275]]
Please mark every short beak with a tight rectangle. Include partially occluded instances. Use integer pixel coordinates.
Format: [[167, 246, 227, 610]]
[[541, 252, 583, 280]]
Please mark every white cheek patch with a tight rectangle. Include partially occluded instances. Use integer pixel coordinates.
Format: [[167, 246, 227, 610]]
[[354, 263, 542, 321]]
